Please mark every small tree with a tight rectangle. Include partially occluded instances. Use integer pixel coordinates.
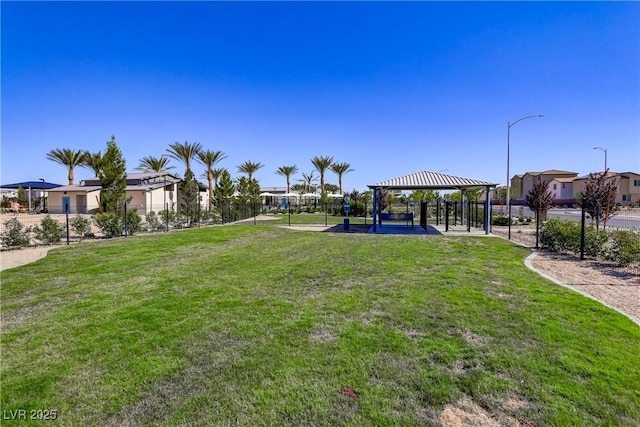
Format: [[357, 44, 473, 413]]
[[179, 169, 201, 227], [99, 136, 128, 214], [17, 186, 28, 206], [579, 171, 618, 229], [526, 180, 553, 219], [214, 169, 235, 222]]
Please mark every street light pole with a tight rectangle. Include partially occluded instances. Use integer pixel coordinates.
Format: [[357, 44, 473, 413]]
[[593, 147, 608, 172], [507, 114, 544, 240]]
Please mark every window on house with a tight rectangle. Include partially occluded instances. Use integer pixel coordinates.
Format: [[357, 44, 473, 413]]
[[562, 183, 566, 189], [622, 194, 631, 202], [634, 180, 640, 187], [553, 184, 557, 190]]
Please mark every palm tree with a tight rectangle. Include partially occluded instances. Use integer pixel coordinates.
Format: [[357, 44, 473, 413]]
[[298, 171, 317, 194], [82, 150, 104, 177], [166, 141, 203, 175], [330, 162, 354, 194], [310, 155, 334, 195], [197, 150, 227, 211], [136, 155, 174, 173], [275, 165, 299, 193], [237, 160, 264, 182], [46, 148, 86, 185]]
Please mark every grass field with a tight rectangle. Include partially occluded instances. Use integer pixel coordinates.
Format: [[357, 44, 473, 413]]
[[1, 225, 639, 425]]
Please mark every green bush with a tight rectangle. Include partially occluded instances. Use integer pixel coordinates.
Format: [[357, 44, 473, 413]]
[[540, 219, 580, 253], [583, 226, 609, 258], [32, 215, 65, 245], [492, 216, 510, 226], [158, 210, 175, 228], [70, 214, 92, 241], [94, 212, 124, 238], [143, 211, 163, 232], [605, 230, 640, 266], [1, 218, 31, 248], [125, 210, 142, 236]]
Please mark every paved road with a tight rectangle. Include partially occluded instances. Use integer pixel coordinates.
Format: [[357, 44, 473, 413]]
[[495, 207, 640, 230]]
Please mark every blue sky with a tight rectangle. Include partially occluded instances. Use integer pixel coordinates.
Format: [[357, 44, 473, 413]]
[[2, 1, 638, 191]]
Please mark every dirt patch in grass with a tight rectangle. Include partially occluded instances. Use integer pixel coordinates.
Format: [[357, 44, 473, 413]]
[[105, 331, 245, 426], [309, 324, 337, 343], [448, 327, 489, 347], [438, 396, 531, 427]]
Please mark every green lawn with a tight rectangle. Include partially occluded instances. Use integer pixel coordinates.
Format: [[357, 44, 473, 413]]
[[1, 226, 638, 426]]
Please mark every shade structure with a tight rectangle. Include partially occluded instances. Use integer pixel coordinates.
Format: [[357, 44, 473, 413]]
[[327, 193, 344, 198], [300, 193, 319, 198], [259, 192, 276, 197], [282, 192, 299, 198]]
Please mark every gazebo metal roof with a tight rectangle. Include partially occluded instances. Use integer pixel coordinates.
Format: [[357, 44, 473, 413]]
[[368, 171, 498, 190], [0, 181, 62, 190]]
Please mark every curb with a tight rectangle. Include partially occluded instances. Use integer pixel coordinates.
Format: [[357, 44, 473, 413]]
[[524, 252, 640, 327]]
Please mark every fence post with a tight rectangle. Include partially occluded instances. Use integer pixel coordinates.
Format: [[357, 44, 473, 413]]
[[124, 203, 128, 237], [66, 207, 70, 245], [445, 202, 450, 232], [536, 209, 540, 249], [580, 203, 586, 260], [166, 202, 169, 232]]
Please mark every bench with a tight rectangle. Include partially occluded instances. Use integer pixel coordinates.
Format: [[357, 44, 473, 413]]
[[378, 212, 414, 228]]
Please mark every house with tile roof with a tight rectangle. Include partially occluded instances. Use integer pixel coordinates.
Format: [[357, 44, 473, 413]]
[[510, 170, 578, 203], [572, 171, 640, 206]]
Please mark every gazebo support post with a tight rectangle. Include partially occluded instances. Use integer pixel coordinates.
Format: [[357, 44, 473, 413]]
[[372, 187, 378, 233], [484, 185, 491, 235]]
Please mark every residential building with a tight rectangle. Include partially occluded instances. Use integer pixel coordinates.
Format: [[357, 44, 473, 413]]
[[47, 172, 207, 214], [510, 170, 578, 204], [573, 171, 640, 206]]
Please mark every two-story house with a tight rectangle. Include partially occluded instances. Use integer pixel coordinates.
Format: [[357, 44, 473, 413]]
[[572, 171, 640, 206], [510, 170, 578, 204]]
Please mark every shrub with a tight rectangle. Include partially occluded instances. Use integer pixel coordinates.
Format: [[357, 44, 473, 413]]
[[124, 210, 142, 235], [492, 216, 510, 226], [583, 226, 609, 258], [540, 218, 580, 253], [605, 230, 640, 266], [1, 218, 31, 248], [70, 214, 92, 241], [158, 210, 175, 229], [94, 212, 124, 238], [32, 215, 65, 245], [143, 211, 163, 232]]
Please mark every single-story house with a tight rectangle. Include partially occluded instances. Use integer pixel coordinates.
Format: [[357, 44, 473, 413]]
[[47, 172, 207, 214]]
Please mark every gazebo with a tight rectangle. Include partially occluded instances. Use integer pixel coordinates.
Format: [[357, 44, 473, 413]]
[[367, 171, 498, 234], [0, 180, 62, 211]]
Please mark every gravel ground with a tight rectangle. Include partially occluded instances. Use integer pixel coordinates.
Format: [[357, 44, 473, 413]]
[[494, 226, 639, 325]]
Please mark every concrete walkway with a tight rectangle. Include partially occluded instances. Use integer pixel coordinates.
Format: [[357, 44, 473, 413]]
[[1, 246, 59, 272]]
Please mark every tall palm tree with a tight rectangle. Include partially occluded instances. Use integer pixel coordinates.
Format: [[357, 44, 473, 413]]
[[166, 141, 203, 175], [197, 150, 227, 211], [46, 148, 86, 185], [298, 171, 317, 194], [136, 155, 174, 173], [310, 155, 334, 195], [237, 160, 264, 182], [275, 165, 299, 193], [330, 162, 354, 194], [82, 150, 104, 177]]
